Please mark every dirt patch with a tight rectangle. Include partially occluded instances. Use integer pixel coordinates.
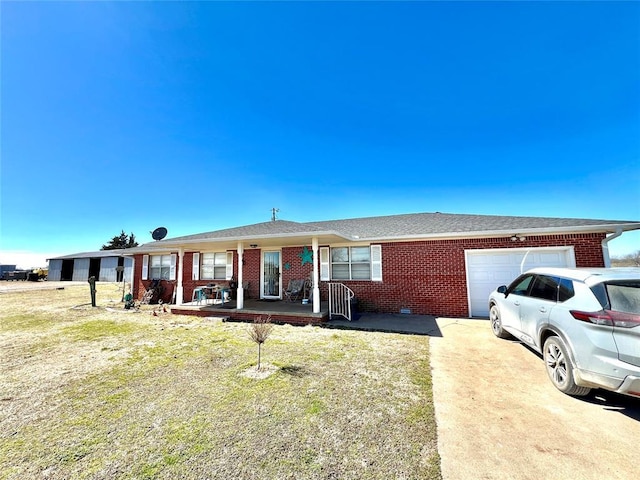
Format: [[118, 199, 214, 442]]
[[239, 363, 279, 379]]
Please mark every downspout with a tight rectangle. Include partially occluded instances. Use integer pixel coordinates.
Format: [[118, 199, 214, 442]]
[[312, 237, 320, 314], [176, 248, 184, 304], [601, 228, 623, 268], [237, 242, 244, 309]]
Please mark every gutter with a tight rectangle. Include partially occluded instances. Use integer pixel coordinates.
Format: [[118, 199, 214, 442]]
[[601, 228, 624, 268]]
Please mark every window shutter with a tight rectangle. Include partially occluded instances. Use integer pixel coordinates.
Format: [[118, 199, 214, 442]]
[[226, 252, 234, 280], [170, 254, 177, 280], [192, 253, 200, 281], [142, 255, 149, 280], [371, 245, 382, 281], [320, 247, 330, 281]]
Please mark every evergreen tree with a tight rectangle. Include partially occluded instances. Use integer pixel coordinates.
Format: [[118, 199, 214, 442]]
[[101, 230, 139, 250]]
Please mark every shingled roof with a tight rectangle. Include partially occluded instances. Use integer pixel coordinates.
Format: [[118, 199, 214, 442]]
[[138, 211, 639, 250], [304, 212, 640, 240]]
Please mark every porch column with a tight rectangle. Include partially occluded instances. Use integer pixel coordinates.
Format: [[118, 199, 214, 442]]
[[176, 247, 184, 305], [312, 237, 320, 314], [236, 242, 244, 309]]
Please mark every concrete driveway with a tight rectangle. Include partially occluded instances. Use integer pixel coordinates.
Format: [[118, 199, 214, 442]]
[[430, 318, 640, 480]]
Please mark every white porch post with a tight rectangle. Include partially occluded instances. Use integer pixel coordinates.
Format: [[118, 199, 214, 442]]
[[236, 242, 244, 309], [312, 237, 320, 313], [176, 247, 184, 305]]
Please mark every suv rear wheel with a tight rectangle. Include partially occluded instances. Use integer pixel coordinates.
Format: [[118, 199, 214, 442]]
[[489, 304, 511, 339], [543, 336, 590, 397]]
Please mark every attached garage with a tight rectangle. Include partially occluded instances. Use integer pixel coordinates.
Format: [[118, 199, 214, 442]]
[[466, 247, 576, 317]]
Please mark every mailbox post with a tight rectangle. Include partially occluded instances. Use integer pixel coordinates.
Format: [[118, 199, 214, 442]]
[[88, 276, 97, 307], [116, 265, 125, 301]]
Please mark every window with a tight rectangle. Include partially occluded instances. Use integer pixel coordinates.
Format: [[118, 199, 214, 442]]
[[331, 246, 371, 280], [558, 278, 574, 302], [605, 281, 640, 314], [529, 275, 559, 302], [150, 254, 172, 280], [201, 252, 228, 280], [507, 274, 534, 297], [320, 245, 381, 282]]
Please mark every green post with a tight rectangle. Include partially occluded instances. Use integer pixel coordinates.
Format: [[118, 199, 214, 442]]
[[88, 276, 97, 307]]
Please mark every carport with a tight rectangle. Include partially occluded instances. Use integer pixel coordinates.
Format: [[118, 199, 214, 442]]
[[48, 250, 134, 283]]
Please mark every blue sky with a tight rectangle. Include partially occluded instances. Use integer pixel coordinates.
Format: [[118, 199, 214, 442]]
[[1, 1, 639, 269]]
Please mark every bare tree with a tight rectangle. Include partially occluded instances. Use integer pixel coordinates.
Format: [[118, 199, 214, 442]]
[[612, 250, 640, 267], [248, 315, 273, 370]]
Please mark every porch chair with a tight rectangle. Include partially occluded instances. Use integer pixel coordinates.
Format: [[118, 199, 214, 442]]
[[284, 278, 305, 303]]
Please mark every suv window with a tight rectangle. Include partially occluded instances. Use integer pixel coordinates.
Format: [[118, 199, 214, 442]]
[[605, 281, 640, 314], [507, 274, 534, 297], [557, 278, 574, 302], [529, 275, 559, 302]]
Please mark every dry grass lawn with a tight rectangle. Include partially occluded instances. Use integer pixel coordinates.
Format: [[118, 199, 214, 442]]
[[0, 283, 441, 479]]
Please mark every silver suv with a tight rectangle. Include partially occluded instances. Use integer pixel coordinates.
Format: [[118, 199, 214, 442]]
[[488, 267, 640, 398]]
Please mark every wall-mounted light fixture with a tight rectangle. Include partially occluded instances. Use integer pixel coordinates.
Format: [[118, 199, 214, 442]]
[[250, 244, 258, 249], [510, 235, 527, 242]]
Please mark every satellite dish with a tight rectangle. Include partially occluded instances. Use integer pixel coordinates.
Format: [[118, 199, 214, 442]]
[[151, 227, 168, 241]]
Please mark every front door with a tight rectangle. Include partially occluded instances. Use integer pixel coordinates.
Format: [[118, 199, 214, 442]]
[[261, 251, 281, 299]]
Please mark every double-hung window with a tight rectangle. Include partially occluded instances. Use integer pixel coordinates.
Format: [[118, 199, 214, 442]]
[[320, 245, 382, 282], [331, 246, 372, 280], [201, 252, 228, 280], [149, 254, 173, 280]]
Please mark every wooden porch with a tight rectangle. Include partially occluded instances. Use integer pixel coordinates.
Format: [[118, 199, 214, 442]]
[[169, 298, 330, 325]]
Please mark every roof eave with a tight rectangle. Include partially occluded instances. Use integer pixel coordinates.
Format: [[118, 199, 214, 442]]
[[354, 223, 640, 242], [125, 222, 640, 253], [132, 230, 353, 253]]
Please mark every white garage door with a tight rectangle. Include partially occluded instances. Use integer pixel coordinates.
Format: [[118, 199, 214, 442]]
[[466, 247, 575, 317]]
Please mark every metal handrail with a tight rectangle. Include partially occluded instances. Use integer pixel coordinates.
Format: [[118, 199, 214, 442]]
[[328, 282, 355, 321]]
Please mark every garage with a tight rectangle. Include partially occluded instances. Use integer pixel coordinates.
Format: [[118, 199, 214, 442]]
[[465, 247, 576, 317]]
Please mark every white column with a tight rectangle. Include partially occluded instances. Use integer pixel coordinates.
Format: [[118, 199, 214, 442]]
[[312, 237, 320, 313], [176, 247, 184, 305], [236, 242, 244, 309]]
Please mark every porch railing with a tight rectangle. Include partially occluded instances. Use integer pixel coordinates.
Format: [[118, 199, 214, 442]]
[[328, 282, 355, 321]]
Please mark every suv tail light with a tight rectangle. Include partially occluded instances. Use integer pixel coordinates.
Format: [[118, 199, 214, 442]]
[[571, 309, 640, 328]]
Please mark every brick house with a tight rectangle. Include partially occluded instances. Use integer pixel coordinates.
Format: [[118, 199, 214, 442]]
[[128, 212, 639, 320]]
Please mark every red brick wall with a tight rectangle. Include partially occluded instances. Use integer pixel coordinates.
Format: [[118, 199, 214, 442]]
[[317, 233, 607, 317], [133, 233, 606, 316], [131, 256, 177, 304], [240, 249, 261, 299], [133, 250, 264, 302], [282, 246, 314, 291]]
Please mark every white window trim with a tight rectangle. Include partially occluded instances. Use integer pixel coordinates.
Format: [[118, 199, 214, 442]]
[[199, 251, 232, 281], [147, 253, 176, 281], [320, 247, 330, 281], [192, 252, 200, 281], [226, 251, 234, 280], [371, 244, 382, 282], [170, 254, 176, 281], [142, 255, 149, 280], [321, 245, 382, 281]]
